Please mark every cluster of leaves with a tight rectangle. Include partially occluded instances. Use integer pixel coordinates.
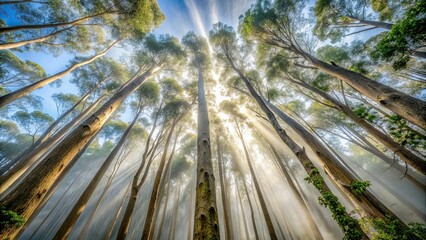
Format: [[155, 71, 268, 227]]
[[371, 1, 426, 70], [304, 167, 362, 239], [0, 206, 25, 230], [352, 104, 378, 123], [386, 114, 426, 150], [350, 180, 371, 197], [370, 216, 426, 240]]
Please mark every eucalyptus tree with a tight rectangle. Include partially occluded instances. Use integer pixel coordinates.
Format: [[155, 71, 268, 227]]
[[210, 22, 424, 239], [0, 57, 129, 193], [370, 1, 426, 70], [239, 0, 426, 130], [141, 99, 190, 240], [116, 77, 185, 239], [0, 51, 46, 88], [261, 54, 426, 174], [52, 81, 158, 240], [0, 34, 185, 239], [313, 0, 396, 41], [182, 31, 220, 240], [220, 100, 278, 240], [0, 40, 119, 108]]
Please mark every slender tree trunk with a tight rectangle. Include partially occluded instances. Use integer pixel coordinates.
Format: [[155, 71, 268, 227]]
[[411, 51, 426, 59], [227, 58, 367, 238], [0, 39, 119, 108], [116, 105, 163, 239], [236, 184, 250, 239], [0, 64, 159, 239], [193, 66, 219, 239], [0, 27, 72, 50], [0, 79, 103, 175], [0, 11, 110, 33], [268, 142, 323, 239], [216, 133, 232, 239], [168, 182, 181, 240], [346, 16, 393, 30], [106, 183, 131, 239], [141, 121, 178, 240], [52, 109, 141, 240], [153, 126, 180, 239], [156, 171, 173, 239], [0, 94, 105, 194], [235, 121, 278, 240], [304, 53, 426, 130], [286, 78, 426, 174], [242, 180, 259, 240]]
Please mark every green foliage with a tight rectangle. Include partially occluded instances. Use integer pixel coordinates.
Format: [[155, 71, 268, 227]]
[[350, 181, 371, 197], [305, 168, 362, 239], [352, 104, 378, 123], [0, 206, 25, 230], [182, 31, 210, 69], [312, 73, 331, 92], [371, 216, 426, 239], [136, 80, 160, 106], [316, 45, 350, 65], [371, 1, 426, 70], [386, 114, 426, 149]]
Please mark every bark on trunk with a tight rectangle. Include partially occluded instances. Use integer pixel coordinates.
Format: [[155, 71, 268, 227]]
[[194, 66, 219, 240], [0, 40, 119, 108], [0, 27, 72, 50], [227, 58, 366, 238], [305, 53, 426, 130], [116, 105, 163, 239], [287, 78, 426, 174], [141, 121, 178, 240], [216, 133, 232, 239], [235, 121, 278, 240], [0, 94, 105, 194], [411, 51, 426, 59], [346, 16, 393, 30], [52, 109, 141, 240], [0, 64, 159, 239], [236, 184, 250, 239]]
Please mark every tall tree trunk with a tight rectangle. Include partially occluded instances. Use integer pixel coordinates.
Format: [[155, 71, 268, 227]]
[[216, 133, 232, 239], [0, 40, 119, 108], [0, 94, 105, 194], [0, 78, 103, 175], [153, 126, 180, 239], [268, 142, 323, 239], [227, 58, 367, 238], [236, 183, 251, 239], [264, 100, 421, 239], [116, 105, 163, 239], [52, 109, 141, 240], [304, 53, 426, 130], [14, 132, 98, 239], [141, 121, 178, 240], [193, 66, 219, 239], [168, 182, 181, 240], [0, 64, 159, 239], [346, 16, 393, 30], [106, 183, 131, 239], [235, 121, 278, 240], [241, 179, 259, 240], [0, 10, 111, 34], [286, 77, 426, 174], [0, 27, 73, 50]]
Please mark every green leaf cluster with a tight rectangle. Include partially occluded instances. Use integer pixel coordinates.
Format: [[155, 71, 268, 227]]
[[350, 180, 371, 197]]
